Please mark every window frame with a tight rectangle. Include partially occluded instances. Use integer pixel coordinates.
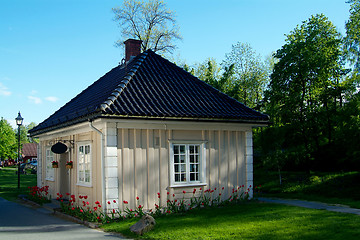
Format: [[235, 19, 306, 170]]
[[169, 140, 207, 187], [76, 142, 92, 187], [45, 147, 55, 181]]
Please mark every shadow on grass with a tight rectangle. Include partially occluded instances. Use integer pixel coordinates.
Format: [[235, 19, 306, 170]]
[[102, 202, 360, 240], [0, 167, 37, 201], [255, 170, 360, 208]]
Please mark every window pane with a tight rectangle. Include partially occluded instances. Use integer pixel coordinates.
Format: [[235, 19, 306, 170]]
[[79, 155, 84, 164], [180, 155, 185, 163], [85, 170, 90, 182], [181, 173, 186, 181], [79, 170, 84, 182], [181, 164, 186, 173], [85, 145, 90, 154], [190, 145, 194, 154], [195, 145, 199, 153], [190, 173, 195, 181], [190, 155, 194, 163], [78, 144, 91, 184], [172, 143, 202, 184], [174, 145, 179, 154], [180, 145, 185, 154]]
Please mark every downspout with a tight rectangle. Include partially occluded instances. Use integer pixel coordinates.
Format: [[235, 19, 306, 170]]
[[88, 120, 106, 213]]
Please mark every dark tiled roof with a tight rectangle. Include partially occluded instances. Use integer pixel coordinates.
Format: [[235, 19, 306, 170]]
[[30, 50, 269, 135]]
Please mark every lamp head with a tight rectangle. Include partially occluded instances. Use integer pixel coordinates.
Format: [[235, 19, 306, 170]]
[[15, 112, 23, 126]]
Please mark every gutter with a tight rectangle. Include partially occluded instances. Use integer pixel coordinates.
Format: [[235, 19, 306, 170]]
[[88, 119, 106, 214]]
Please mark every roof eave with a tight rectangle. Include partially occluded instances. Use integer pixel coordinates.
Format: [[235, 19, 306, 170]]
[[29, 112, 102, 137], [30, 112, 270, 137], [99, 114, 270, 125]]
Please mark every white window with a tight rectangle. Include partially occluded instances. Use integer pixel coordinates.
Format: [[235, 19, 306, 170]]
[[170, 142, 206, 186], [45, 148, 54, 181], [77, 143, 91, 186]]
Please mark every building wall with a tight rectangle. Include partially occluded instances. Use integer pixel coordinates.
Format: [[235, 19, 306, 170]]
[[36, 119, 256, 212], [38, 130, 102, 208], [116, 128, 249, 211]]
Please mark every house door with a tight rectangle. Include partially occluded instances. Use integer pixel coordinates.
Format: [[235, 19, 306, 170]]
[[59, 152, 70, 196]]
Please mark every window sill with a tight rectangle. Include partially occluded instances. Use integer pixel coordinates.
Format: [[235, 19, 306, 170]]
[[170, 182, 207, 188], [76, 183, 92, 188]]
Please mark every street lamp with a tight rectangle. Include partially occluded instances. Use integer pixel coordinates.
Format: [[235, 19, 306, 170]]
[[15, 112, 23, 189]]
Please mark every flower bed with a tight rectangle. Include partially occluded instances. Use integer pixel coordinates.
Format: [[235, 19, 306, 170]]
[[27, 186, 52, 205], [55, 185, 259, 224]]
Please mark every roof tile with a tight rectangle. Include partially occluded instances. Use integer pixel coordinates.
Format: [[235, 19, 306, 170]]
[[30, 50, 269, 135]]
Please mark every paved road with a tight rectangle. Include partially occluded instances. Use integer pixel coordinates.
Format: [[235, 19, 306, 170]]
[[0, 197, 125, 240], [259, 197, 360, 215]]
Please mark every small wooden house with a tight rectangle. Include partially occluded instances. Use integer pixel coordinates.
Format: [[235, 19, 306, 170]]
[[29, 39, 269, 212]]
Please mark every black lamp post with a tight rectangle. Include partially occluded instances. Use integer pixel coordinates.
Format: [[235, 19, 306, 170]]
[[15, 112, 23, 189]]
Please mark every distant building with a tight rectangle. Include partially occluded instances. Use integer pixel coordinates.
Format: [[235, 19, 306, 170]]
[[22, 143, 38, 162]]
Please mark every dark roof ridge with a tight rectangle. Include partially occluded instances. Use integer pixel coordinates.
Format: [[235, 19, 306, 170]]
[[100, 51, 149, 113]]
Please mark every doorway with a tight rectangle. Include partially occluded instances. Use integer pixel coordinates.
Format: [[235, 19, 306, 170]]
[[59, 152, 70, 195]]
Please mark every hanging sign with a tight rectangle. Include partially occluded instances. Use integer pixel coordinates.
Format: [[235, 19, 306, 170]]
[[51, 142, 68, 154]]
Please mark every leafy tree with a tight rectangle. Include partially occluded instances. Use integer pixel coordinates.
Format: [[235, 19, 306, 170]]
[[264, 14, 346, 170], [345, 0, 360, 72], [193, 58, 235, 98], [0, 118, 17, 161], [113, 0, 182, 55], [222, 42, 269, 109], [25, 122, 39, 143], [14, 122, 39, 144], [194, 58, 221, 88]]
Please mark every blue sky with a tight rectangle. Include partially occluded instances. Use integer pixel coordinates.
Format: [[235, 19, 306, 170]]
[[0, 0, 350, 127]]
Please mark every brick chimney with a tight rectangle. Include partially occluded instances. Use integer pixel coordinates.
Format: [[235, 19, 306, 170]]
[[124, 39, 142, 62]]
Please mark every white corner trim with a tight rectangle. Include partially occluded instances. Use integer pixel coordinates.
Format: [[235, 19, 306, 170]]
[[245, 131, 254, 199]]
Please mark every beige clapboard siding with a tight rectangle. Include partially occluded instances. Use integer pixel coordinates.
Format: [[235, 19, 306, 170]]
[[117, 128, 247, 211]]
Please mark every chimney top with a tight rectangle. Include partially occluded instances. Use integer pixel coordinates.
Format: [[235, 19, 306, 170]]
[[124, 39, 142, 62]]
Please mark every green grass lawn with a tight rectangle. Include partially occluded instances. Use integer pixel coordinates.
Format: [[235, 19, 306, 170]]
[[0, 167, 37, 201], [102, 202, 360, 240], [254, 170, 360, 209]]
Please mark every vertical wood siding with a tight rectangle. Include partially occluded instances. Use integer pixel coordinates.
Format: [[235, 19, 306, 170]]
[[117, 128, 248, 210]]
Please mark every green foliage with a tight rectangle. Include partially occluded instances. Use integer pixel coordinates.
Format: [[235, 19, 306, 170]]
[[0, 118, 17, 161], [193, 58, 238, 101], [345, 0, 360, 71], [25, 122, 39, 143], [255, 170, 360, 208], [102, 202, 360, 240], [112, 0, 182, 55], [194, 58, 221, 88], [222, 42, 270, 109], [260, 14, 352, 171]]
